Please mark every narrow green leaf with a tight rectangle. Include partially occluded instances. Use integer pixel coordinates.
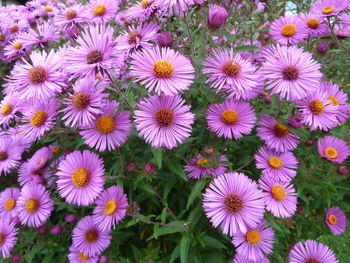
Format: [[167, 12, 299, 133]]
[[180, 235, 190, 263], [186, 180, 206, 209]]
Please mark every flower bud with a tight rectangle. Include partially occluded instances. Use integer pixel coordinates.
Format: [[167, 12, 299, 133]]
[[288, 114, 302, 129], [316, 42, 328, 54], [158, 32, 173, 48], [65, 213, 77, 223], [126, 162, 136, 172], [305, 138, 314, 146], [10, 254, 22, 263], [99, 255, 109, 263], [207, 5, 228, 30], [37, 225, 46, 234], [337, 166, 349, 175], [51, 225, 63, 235], [144, 162, 156, 173]]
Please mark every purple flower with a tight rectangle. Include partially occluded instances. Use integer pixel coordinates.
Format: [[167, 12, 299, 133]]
[[325, 206, 346, 235], [135, 95, 194, 149], [311, 0, 348, 18], [54, 4, 85, 29], [0, 188, 20, 221], [299, 13, 330, 38], [0, 93, 21, 127], [270, 16, 308, 45], [203, 172, 265, 236], [158, 32, 173, 48], [232, 253, 269, 263], [0, 138, 22, 175], [68, 244, 99, 263], [0, 219, 17, 258], [56, 150, 105, 206], [83, 0, 119, 24], [207, 5, 228, 30], [317, 136, 350, 163]]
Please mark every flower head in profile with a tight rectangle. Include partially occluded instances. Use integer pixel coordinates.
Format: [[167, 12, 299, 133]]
[[125, 0, 159, 21], [270, 16, 308, 45], [289, 240, 339, 263], [130, 46, 195, 95], [72, 216, 111, 257], [80, 100, 132, 151], [56, 150, 105, 206], [134, 95, 194, 149], [325, 206, 346, 235], [0, 138, 22, 175], [257, 115, 300, 152], [203, 172, 265, 236], [317, 136, 350, 163], [17, 184, 54, 227], [93, 185, 128, 231], [156, 0, 195, 16], [206, 99, 256, 139], [202, 49, 259, 98], [311, 0, 348, 18], [259, 174, 297, 218], [232, 219, 274, 262], [0, 219, 18, 258]]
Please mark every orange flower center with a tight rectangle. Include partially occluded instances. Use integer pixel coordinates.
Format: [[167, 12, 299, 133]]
[[281, 24, 297, 37], [96, 115, 115, 134], [327, 214, 337, 225], [152, 60, 174, 78], [155, 108, 174, 127], [72, 168, 89, 188], [196, 157, 209, 168], [324, 147, 338, 159], [245, 230, 261, 245], [13, 42, 22, 50], [104, 200, 118, 215], [222, 62, 240, 77], [73, 92, 90, 110], [221, 110, 239, 125], [30, 110, 47, 127], [309, 100, 325, 115], [272, 123, 288, 138], [93, 4, 106, 16], [328, 96, 339, 106], [307, 18, 320, 29], [4, 198, 16, 211], [25, 198, 39, 213], [78, 252, 89, 261], [322, 6, 335, 15], [268, 157, 283, 169], [1, 104, 13, 116], [271, 185, 287, 201]]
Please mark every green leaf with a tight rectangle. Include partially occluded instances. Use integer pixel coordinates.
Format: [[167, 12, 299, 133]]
[[234, 45, 259, 52], [180, 235, 191, 263], [26, 245, 44, 263], [169, 244, 180, 263], [186, 180, 206, 209], [146, 221, 187, 240], [152, 148, 163, 169], [167, 160, 188, 181], [202, 235, 226, 249]]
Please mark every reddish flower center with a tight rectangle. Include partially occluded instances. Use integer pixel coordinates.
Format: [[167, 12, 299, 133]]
[[222, 62, 240, 78], [0, 151, 8, 161], [87, 49, 103, 64], [271, 185, 287, 201], [85, 229, 99, 243], [28, 66, 48, 85], [307, 18, 320, 29], [281, 24, 297, 37], [327, 214, 337, 225], [1, 104, 13, 116], [72, 168, 89, 188], [282, 66, 299, 81], [0, 232, 5, 246], [128, 30, 143, 45], [96, 115, 115, 134], [324, 147, 338, 159], [245, 230, 261, 245], [93, 4, 106, 16], [104, 199, 118, 215], [10, 25, 19, 34], [221, 110, 239, 125], [155, 108, 174, 127], [224, 193, 243, 214], [73, 92, 90, 110], [66, 10, 77, 20], [152, 60, 174, 78], [306, 258, 321, 263], [309, 100, 325, 115], [25, 198, 39, 213], [272, 123, 288, 138], [4, 198, 16, 211], [30, 110, 47, 127], [322, 6, 335, 15]]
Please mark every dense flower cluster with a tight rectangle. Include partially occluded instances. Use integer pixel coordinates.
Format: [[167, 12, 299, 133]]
[[0, 0, 349, 262]]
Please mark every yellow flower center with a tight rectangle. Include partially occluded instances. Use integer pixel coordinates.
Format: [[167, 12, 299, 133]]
[[309, 100, 324, 115], [196, 157, 209, 168], [273, 123, 288, 138], [85, 229, 99, 243], [93, 4, 106, 16], [73, 92, 90, 110], [30, 110, 47, 127], [268, 157, 283, 169], [51, 146, 61, 154], [96, 115, 115, 134], [328, 96, 339, 106], [307, 18, 320, 29], [141, 0, 152, 9], [13, 42, 22, 50], [25, 198, 39, 213], [155, 108, 174, 127], [78, 252, 89, 261], [281, 24, 297, 37], [4, 198, 16, 211], [322, 6, 335, 15], [45, 6, 53, 12], [72, 168, 89, 188], [222, 62, 240, 78], [328, 214, 337, 225], [104, 199, 118, 215], [324, 147, 338, 159], [1, 104, 13, 116], [152, 60, 174, 78], [271, 185, 287, 201], [0, 232, 5, 246], [245, 230, 261, 245], [221, 110, 239, 125]]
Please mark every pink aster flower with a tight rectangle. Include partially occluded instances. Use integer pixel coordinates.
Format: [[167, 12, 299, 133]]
[[232, 219, 274, 262], [65, 25, 119, 79], [298, 91, 338, 131], [317, 136, 350, 163], [83, 0, 119, 24], [72, 216, 111, 257], [20, 100, 59, 142], [54, 4, 85, 28], [255, 146, 298, 182], [116, 22, 160, 54], [0, 219, 17, 258], [184, 154, 228, 180], [0, 137, 22, 175], [157, 0, 195, 16], [80, 100, 132, 151], [203, 172, 265, 236], [202, 49, 259, 98], [93, 185, 128, 231], [257, 115, 300, 152], [206, 99, 256, 139], [299, 13, 330, 38], [134, 95, 194, 149], [56, 150, 105, 206], [130, 46, 195, 95], [68, 245, 99, 263], [261, 45, 322, 101], [4, 39, 26, 61], [0, 188, 20, 221], [259, 174, 297, 218], [233, 254, 269, 263], [311, 0, 348, 18], [17, 184, 54, 227], [325, 206, 346, 235], [0, 93, 21, 127], [335, 24, 350, 38], [60, 77, 108, 128], [125, 0, 159, 21], [9, 50, 66, 101], [269, 16, 308, 45], [320, 81, 349, 124], [289, 240, 339, 263]]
